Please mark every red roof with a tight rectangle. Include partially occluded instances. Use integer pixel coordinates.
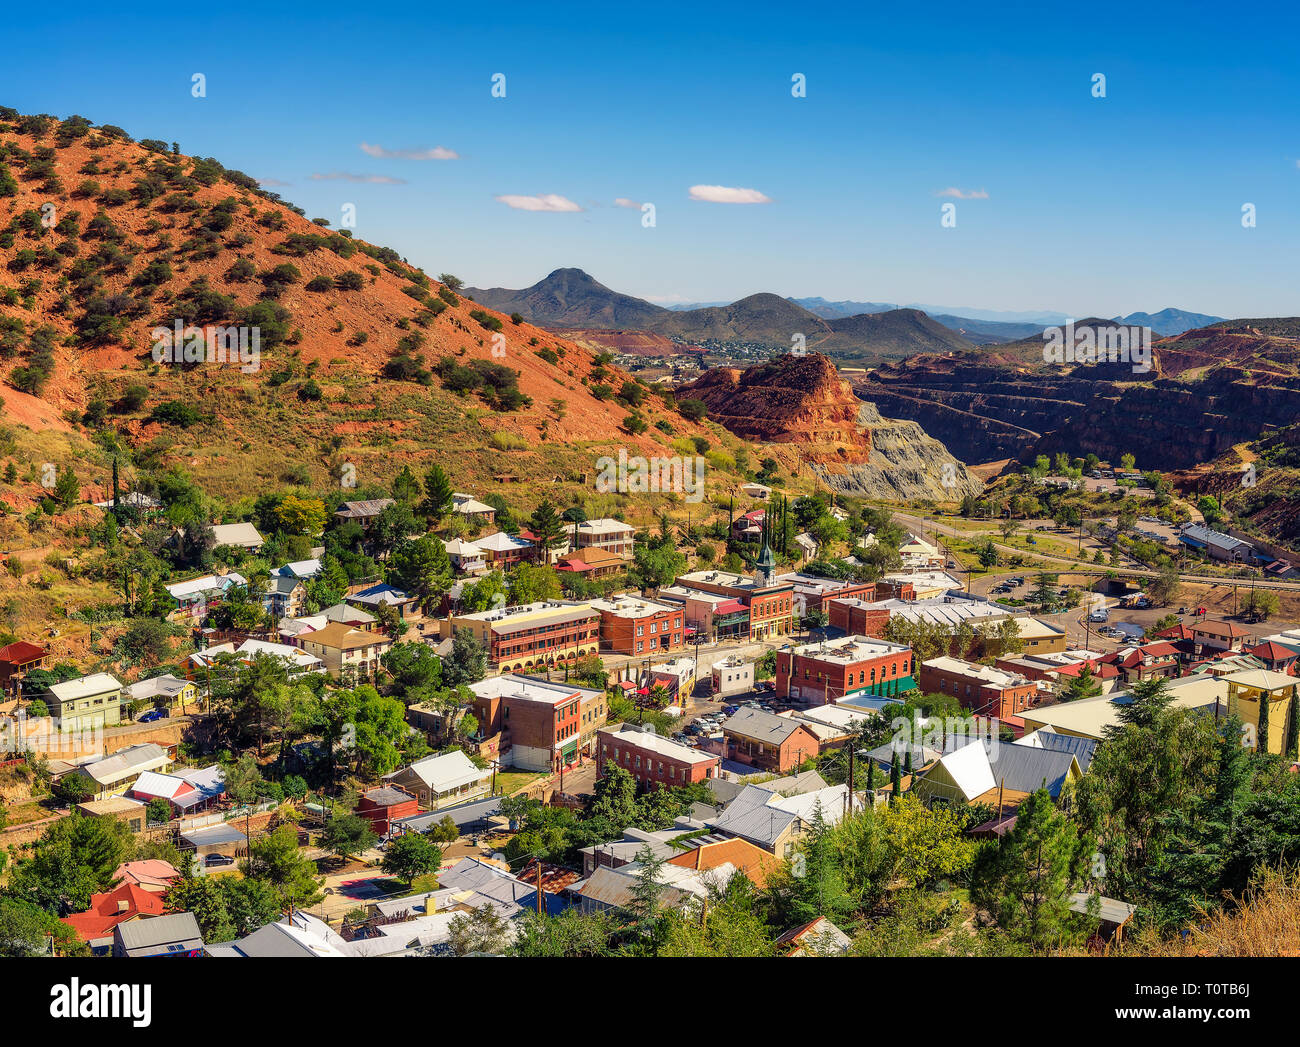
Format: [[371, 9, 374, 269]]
[[1154, 623, 1194, 641], [1194, 620, 1253, 638], [1249, 642, 1297, 662], [1054, 660, 1120, 679], [0, 641, 45, 665], [555, 558, 595, 573], [61, 883, 166, 941], [714, 599, 747, 615]]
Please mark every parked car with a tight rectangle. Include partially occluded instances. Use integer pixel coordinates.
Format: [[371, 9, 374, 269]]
[[138, 707, 168, 723]]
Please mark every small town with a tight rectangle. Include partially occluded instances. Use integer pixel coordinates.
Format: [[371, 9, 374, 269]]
[[1, 0, 1294, 1026], [2, 462, 1298, 967]]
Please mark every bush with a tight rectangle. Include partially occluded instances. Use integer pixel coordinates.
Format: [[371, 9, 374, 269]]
[[150, 400, 203, 428], [305, 275, 334, 292]]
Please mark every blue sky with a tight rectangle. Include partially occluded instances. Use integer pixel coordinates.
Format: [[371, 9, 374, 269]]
[[6, 0, 1299, 317]]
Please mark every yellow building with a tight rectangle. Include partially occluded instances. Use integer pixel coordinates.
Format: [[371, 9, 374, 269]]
[[1010, 617, 1068, 655], [1225, 669, 1300, 756]]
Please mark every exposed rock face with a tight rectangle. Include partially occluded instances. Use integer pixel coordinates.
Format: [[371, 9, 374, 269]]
[[678, 353, 982, 500], [808, 403, 984, 501], [854, 327, 1300, 469]]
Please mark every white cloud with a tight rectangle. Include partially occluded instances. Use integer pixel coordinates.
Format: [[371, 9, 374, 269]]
[[257, 178, 292, 187], [935, 187, 989, 199], [309, 172, 407, 185], [495, 193, 583, 212], [360, 143, 458, 160], [688, 184, 772, 204], [614, 197, 642, 209]]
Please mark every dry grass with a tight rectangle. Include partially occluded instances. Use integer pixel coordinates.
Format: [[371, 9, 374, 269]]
[[1125, 870, 1300, 957]]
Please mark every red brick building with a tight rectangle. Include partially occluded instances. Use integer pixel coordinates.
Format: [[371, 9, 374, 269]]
[[356, 785, 420, 835], [721, 708, 822, 773], [591, 597, 684, 656], [468, 675, 608, 772], [597, 723, 719, 790], [776, 635, 915, 705], [920, 656, 1037, 719], [826, 597, 892, 638]]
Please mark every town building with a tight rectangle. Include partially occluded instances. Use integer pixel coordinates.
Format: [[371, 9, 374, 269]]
[[264, 575, 308, 618], [443, 538, 488, 575], [467, 675, 607, 771], [555, 546, 626, 579], [383, 751, 494, 810], [297, 623, 393, 680], [451, 492, 497, 529], [591, 596, 684, 656], [673, 568, 796, 642], [597, 724, 720, 790], [210, 522, 265, 552], [345, 582, 420, 619], [356, 785, 420, 835], [334, 498, 396, 526], [447, 600, 600, 674], [45, 672, 124, 733], [78, 743, 174, 799], [898, 533, 944, 570], [1178, 523, 1259, 563], [0, 641, 46, 696], [711, 655, 754, 697], [647, 656, 696, 709], [1226, 669, 1300, 757], [920, 656, 1038, 719], [474, 531, 536, 569], [777, 635, 915, 705], [164, 572, 249, 620], [881, 570, 964, 600], [112, 913, 204, 957], [575, 517, 636, 558], [774, 571, 877, 615], [720, 708, 822, 773], [1098, 641, 1182, 685], [123, 673, 197, 715]]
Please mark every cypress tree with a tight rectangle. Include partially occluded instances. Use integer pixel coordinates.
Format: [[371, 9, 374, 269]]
[[110, 456, 120, 518], [1258, 690, 1271, 754], [890, 758, 902, 804]]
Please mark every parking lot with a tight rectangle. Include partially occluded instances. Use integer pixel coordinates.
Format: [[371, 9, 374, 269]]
[[671, 682, 782, 748]]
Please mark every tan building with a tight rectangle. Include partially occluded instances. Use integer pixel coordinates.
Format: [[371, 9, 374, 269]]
[[1226, 669, 1300, 756], [298, 623, 393, 680], [1011, 617, 1068, 655], [446, 601, 600, 675]]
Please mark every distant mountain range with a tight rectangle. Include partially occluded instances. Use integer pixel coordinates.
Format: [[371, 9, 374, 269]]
[[465, 269, 1225, 362], [467, 270, 974, 364], [1111, 308, 1225, 336]]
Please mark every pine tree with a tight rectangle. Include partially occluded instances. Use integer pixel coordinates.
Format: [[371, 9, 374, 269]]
[[420, 464, 454, 523], [53, 465, 79, 509], [970, 788, 1095, 952], [528, 500, 564, 562]]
